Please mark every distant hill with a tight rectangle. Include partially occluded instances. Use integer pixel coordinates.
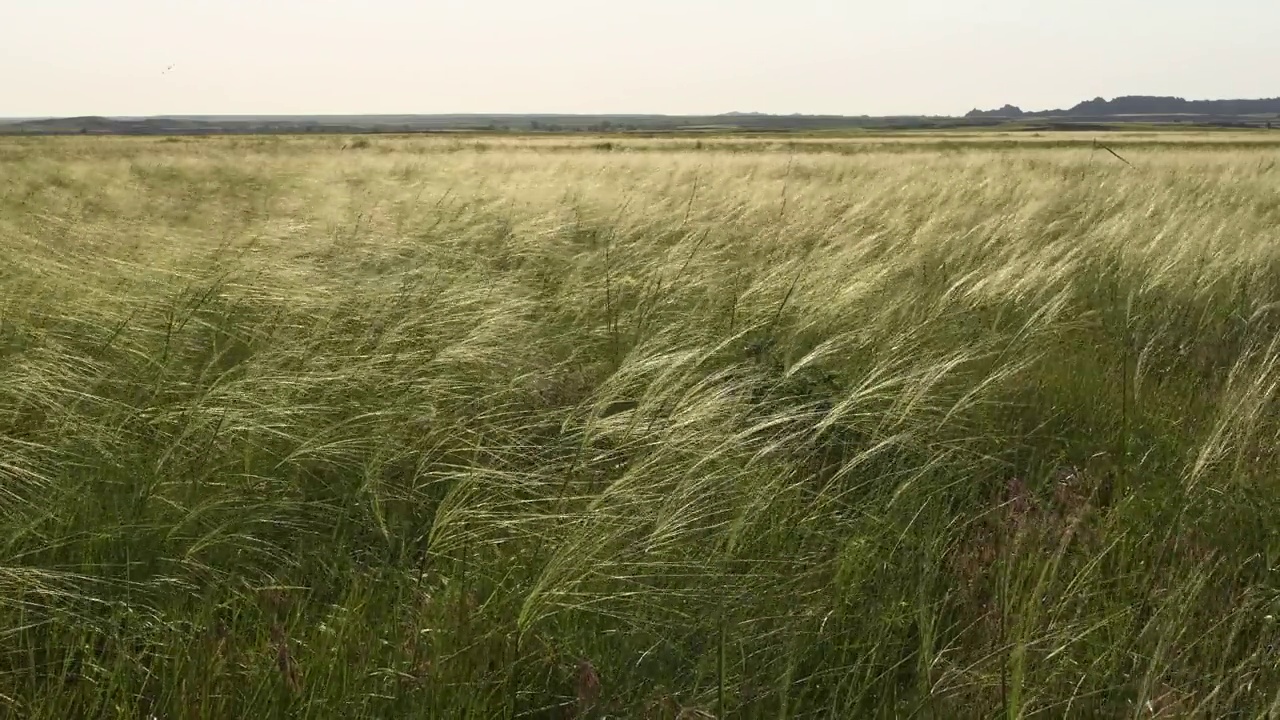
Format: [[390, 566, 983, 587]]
[[967, 96, 1280, 119], [4, 97, 1279, 137]]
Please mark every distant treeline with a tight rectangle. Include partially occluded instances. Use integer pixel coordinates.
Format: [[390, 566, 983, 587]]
[[967, 95, 1280, 119], [2, 101, 1278, 137], [0, 114, 991, 136]]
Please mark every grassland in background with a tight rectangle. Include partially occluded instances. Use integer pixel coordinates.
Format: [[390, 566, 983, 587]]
[[2, 133, 1280, 718]]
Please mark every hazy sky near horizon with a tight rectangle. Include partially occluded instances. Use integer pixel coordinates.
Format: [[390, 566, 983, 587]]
[[2, 0, 1275, 117]]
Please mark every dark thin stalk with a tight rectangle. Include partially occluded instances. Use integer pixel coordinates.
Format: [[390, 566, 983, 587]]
[[718, 609, 728, 720], [779, 155, 795, 221], [683, 171, 701, 227], [1093, 139, 1135, 169]]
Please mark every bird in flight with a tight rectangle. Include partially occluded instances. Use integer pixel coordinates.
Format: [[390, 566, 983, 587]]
[[162, 65, 175, 74]]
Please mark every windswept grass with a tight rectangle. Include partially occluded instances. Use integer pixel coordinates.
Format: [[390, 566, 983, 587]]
[[1, 134, 1280, 718]]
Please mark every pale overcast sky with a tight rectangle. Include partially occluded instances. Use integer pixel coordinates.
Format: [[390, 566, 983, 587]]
[[2, 0, 1275, 117]]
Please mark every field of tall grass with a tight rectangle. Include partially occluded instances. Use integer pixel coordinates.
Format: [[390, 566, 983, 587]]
[[2, 133, 1280, 718]]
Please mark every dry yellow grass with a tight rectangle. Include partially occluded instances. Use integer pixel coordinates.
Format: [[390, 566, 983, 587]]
[[1, 133, 1279, 718]]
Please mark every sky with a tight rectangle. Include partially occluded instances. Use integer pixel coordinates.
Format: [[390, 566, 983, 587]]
[[2, 0, 1276, 118]]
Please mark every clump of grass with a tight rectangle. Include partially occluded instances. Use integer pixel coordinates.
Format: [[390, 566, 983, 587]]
[[0, 134, 1279, 717]]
